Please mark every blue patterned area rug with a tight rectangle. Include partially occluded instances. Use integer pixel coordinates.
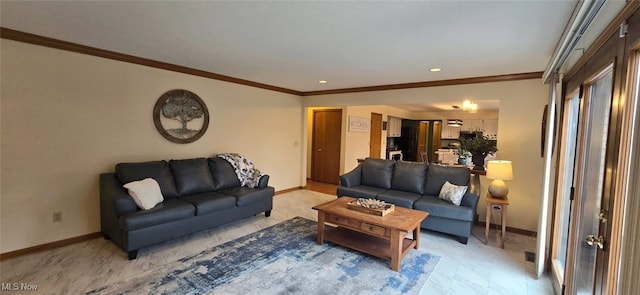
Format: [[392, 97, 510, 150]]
[[88, 217, 439, 294]]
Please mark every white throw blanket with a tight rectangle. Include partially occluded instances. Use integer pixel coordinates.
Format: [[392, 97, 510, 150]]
[[217, 153, 264, 188]]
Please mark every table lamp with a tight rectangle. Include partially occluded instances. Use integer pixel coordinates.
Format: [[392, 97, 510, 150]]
[[486, 160, 513, 198]]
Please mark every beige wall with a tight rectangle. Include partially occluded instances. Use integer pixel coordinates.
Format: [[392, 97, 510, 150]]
[[0, 40, 303, 253], [0, 38, 547, 253], [304, 79, 549, 232]]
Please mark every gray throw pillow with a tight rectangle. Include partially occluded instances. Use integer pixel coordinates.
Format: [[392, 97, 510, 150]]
[[438, 181, 468, 206]]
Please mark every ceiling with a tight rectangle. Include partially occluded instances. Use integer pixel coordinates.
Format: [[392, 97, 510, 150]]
[[1, 1, 577, 95]]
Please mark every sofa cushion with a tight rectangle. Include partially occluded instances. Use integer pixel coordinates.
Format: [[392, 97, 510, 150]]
[[391, 161, 427, 194], [424, 164, 470, 196], [116, 160, 178, 198], [179, 191, 237, 215], [337, 185, 388, 199], [219, 187, 275, 207], [361, 158, 395, 189], [122, 178, 164, 210], [376, 190, 422, 208], [119, 199, 195, 231], [413, 196, 474, 221], [208, 157, 241, 190], [169, 158, 215, 196]]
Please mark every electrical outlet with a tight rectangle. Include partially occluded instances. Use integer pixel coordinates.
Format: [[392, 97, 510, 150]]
[[53, 211, 62, 223]]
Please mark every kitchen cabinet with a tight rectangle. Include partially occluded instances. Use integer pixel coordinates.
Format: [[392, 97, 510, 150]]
[[440, 123, 460, 139], [483, 120, 498, 139], [461, 119, 498, 139], [387, 116, 402, 137], [462, 119, 484, 133]]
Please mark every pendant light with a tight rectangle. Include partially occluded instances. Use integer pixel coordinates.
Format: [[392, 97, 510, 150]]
[[447, 119, 463, 127]]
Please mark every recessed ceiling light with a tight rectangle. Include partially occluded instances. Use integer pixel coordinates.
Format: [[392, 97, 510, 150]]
[[429, 68, 442, 72], [318, 80, 328, 84]]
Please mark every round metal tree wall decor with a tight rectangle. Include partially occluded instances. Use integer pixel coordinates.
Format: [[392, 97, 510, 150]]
[[153, 89, 209, 144]]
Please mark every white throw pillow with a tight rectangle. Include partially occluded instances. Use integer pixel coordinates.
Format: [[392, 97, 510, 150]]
[[438, 181, 468, 206], [123, 178, 164, 210]]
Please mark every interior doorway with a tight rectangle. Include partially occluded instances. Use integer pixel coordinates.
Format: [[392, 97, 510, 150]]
[[369, 113, 382, 158], [418, 122, 427, 162], [311, 109, 342, 184]]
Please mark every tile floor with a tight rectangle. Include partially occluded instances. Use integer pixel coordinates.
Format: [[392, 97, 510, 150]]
[[0, 190, 555, 294]]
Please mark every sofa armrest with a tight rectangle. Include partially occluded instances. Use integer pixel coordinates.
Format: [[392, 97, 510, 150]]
[[460, 192, 480, 211], [258, 175, 270, 188], [100, 173, 138, 247], [101, 173, 137, 216], [339, 165, 362, 187]]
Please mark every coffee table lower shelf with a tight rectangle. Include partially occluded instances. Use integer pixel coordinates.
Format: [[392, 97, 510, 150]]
[[323, 226, 416, 265]]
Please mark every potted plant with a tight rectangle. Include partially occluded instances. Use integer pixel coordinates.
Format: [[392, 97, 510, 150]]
[[455, 149, 472, 165], [459, 134, 498, 170]]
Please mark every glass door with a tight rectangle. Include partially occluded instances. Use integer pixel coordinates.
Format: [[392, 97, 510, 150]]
[[550, 90, 580, 289], [565, 65, 614, 294]]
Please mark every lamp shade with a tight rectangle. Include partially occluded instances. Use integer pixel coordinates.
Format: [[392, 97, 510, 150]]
[[486, 160, 513, 198], [486, 160, 513, 180]]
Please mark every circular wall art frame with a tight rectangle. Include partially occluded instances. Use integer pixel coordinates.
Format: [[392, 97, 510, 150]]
[[153, 89, 209, 144]]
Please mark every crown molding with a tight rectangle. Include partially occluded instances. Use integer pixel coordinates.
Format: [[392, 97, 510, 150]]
[[0, 27, 302, 96], [300, 72, 543, 96], [2, 27, 542, 97]]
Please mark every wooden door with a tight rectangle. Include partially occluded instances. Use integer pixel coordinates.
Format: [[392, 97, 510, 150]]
[[417, 122, 427, 162], [369, 113, 382, 158], [432, 121, 441, 162], [312, 109, 342, 184]]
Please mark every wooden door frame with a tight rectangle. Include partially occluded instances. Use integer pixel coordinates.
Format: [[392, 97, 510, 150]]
[[617, 45, 640, 295]]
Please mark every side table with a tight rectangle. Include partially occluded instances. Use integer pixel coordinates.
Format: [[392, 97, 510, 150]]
[[484, 193, 509, 248]]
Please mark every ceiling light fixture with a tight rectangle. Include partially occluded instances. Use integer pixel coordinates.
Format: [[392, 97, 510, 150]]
[[462, 100, 478, 113], [318, 80, 328, 84], [429, 68, 442, 72], [469, 102, 478, 113], [447, 119, 463, 127]]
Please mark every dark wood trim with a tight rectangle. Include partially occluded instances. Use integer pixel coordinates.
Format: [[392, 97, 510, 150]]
[[470, 169, 487, 176], [2, 27, 543, 97], [0, 27, 302, 96], [300, 72, 543, 96], [0, 232, 102, 261], [275, 187, 303, 195], [475, 220, 537, 237], [565, 1, 640, 80]]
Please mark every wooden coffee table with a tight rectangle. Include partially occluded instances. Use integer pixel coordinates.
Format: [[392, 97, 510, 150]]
[[312, 197, 428, 271]]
